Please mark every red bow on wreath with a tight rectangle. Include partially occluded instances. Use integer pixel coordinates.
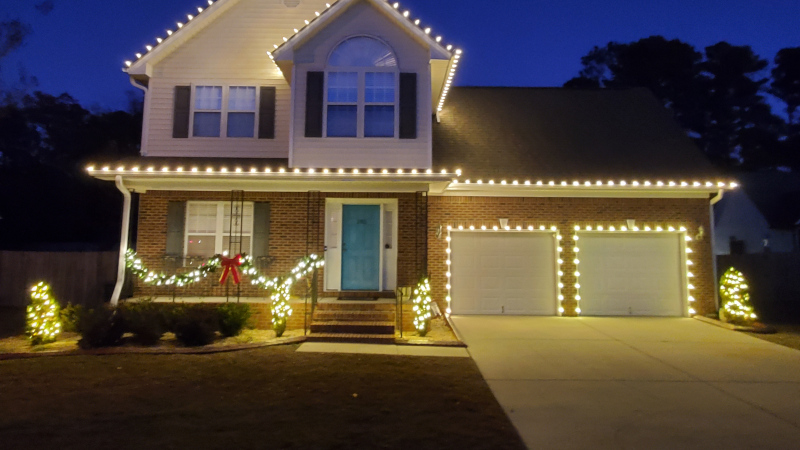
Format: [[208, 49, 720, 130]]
[[219, 254, 243, 285]]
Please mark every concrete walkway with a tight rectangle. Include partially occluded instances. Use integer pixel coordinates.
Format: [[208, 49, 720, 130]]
[[296, 342, 469, 358], [451, 316, 800, 450]]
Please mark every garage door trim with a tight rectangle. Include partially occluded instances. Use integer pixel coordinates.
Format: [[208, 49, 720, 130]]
[[573, 229, 693, 317], [445, 228, 565, 316]]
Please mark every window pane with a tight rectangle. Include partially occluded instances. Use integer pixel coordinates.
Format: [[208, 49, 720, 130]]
[[365, 72, 395, 103], [223, 236, 251, 255], [327, 72, 358, 103], [329, 37, 397, 67], [187, 236, 216, 258], [193, 112, 221, 137], [228, 87, 256, 111], [364, 105, 395, 137], [327, 105, 357, 137], [187, 204, 218, 234], [195, 86, 222, 110], [227, 112, 255, 138], [224, 203, 254, 234]]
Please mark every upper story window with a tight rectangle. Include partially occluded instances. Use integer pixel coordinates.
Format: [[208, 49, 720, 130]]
[[325, 37, 398, 138], [192, 86, 258, 138]]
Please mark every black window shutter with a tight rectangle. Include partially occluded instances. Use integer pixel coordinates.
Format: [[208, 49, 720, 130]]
[[165, 201, 186, 256], [305, 72, 324, 138], [399, 73, 417, 139], [258, 87, 276, 139], [252, 203, 271, 259], [173, 86, 191, 139]]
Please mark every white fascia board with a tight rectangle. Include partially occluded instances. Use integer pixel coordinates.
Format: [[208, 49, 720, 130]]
[[102, 177, 443, 194], [439, 185, 719, 199]]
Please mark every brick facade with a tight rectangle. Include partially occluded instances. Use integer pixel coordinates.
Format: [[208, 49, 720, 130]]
[[426, 196, 716, 316], [133, 190, 426, 302], [134, 191, 717, 322]]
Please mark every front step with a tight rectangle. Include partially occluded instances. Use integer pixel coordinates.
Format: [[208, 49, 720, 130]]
[[306, 332, 396, 345], [313, 310, 395, 322], [309, 301, 397, 344], [310, 321, 395, 335]]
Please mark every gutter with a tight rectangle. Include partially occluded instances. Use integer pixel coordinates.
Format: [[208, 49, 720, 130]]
[[110, 176, 132, 306], [129, 77, 150, 156]]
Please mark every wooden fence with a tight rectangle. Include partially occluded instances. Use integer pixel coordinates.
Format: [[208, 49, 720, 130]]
[[0, 251, 119, 307], [718, 253, 800, 323]]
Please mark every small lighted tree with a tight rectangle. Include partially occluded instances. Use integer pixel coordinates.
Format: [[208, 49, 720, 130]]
[[271, 279, 293, 337], [412, 278, 433, 337], [26, 282, 62, 345], [719, 267, 757, 325]]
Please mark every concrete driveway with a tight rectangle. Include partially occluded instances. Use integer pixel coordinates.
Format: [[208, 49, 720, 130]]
[[451, 316, 800, 450]]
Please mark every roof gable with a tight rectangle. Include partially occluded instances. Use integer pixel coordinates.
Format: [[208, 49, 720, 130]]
[[269, 0, 455, 62]]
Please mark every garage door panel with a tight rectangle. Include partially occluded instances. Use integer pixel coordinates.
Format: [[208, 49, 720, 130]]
[[580, 234, 684, 316], [451, 233, 557, 315]]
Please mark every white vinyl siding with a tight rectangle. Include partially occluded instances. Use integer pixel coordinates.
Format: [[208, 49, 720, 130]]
[[141, 0, 329, 158], [291, 1, 432, 168]]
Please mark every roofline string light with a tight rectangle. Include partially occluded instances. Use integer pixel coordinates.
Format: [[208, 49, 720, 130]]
[[456, 179, 739, 190], [87, 165, 461, 178], [444, 223, 565, 317], [125, 0, 219, 69], [572, 223, 696, 316]]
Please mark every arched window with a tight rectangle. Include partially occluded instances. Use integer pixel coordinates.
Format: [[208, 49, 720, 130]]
[[329, 36, 398, 67], [325, 37, 398, 138]]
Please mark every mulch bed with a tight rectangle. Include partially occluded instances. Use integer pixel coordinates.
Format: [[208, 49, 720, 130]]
[[0, 345, 525, 450]]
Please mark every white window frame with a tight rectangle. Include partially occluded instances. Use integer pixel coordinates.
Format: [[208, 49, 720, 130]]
[[189, 84, 261, 140], [323, 37, 399, 139], [184, 201, 255, 258]]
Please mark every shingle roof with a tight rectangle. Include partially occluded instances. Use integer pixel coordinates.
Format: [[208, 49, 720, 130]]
[[432, 87, 723, 181]]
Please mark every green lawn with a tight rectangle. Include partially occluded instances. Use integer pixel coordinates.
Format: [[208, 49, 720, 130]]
[[0, 345, 525, 450]]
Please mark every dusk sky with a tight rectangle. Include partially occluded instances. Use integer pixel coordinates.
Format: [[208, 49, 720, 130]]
[[2, 0, 799, 111]]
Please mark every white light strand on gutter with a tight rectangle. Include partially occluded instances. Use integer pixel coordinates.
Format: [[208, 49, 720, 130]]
[[87, 165, 461, 178], [455, 179, 738, 190]]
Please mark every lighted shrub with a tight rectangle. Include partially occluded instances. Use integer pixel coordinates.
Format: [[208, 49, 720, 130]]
[[26, 282, 62, 345], [719, 267, 758, 326], [412, 278, 433, 337], [217, 303, 252, 337], [271, 281, 292, 337]]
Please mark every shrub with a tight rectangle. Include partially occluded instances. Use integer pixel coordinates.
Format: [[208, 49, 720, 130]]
[[217, 303, 252, 337], [412, 278, 433, 337], [60, 303, 84, 333], [78, 307, 125, 349], [119, 300, 165, 346], [719, 267, 758, 325], [173, 305, 219, 347]]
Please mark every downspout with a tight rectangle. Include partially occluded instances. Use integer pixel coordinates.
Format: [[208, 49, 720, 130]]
[[111, 175, 132, 306], [709, 189, 724, 311]]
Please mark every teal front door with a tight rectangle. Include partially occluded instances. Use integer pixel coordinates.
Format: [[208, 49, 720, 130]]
[[341, 205, 381, 291]]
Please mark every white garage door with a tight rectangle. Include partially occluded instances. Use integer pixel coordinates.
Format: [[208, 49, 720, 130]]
[[579, 234, 684, 316], [450, 233, 557, 315]]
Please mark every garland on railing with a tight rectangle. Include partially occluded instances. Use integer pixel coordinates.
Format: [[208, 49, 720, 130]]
[[125, 250, 324, 335], [125, 250, 324, 290]]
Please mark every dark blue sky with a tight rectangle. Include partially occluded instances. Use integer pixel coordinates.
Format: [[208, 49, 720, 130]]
[[3, 0, 799, 111]]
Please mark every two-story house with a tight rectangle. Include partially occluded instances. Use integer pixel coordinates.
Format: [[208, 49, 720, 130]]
[[90, 0, 735, 338]]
